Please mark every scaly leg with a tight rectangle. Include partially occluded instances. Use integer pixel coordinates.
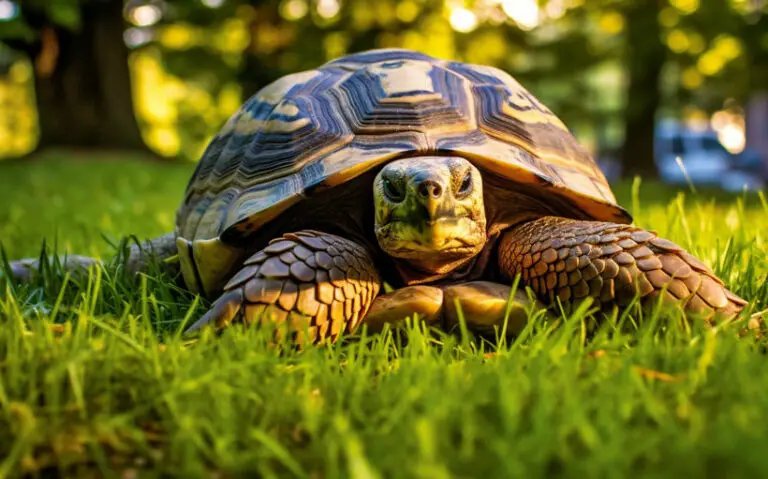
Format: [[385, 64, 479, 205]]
[[498, 217, 747, 322], [186, 230, 381, 344], [5, 232, 180, 282]]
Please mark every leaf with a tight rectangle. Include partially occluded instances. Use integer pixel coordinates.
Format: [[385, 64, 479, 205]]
[[0, 19, 37, 42], [633, 366, 681, 382], [45, 1, 81, 30]]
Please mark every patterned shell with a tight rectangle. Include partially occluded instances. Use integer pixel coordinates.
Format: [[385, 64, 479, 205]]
[[177, 49, 631, 243]]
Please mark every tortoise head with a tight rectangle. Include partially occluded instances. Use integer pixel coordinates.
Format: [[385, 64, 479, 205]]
[[373, 156, 487, 276]]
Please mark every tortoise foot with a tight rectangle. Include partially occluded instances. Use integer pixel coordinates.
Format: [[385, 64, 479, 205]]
[[363, 285, 444, 332], [363, 281, 544, 338], [186, 230, 381, 344], [443, 281, 545, 337]]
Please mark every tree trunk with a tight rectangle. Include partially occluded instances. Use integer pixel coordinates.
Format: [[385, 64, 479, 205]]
[[745, 93, 768, 179], [29, 0, 147, 151], [744, 15, 768, 178], [619, 0, 666, 178]]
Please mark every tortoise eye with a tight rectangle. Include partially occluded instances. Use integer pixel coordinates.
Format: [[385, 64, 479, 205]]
[[457, 171, 473, 197], [382, 178, 404, 202]]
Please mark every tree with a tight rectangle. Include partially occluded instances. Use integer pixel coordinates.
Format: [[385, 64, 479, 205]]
[[1, 0, 148, 153], [618, 0, 667, 178]]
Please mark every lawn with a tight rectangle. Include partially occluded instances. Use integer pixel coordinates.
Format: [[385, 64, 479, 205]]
[[1, 151, 767, 478]]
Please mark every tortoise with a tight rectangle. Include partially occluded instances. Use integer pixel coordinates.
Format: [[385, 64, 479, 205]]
[[9, 48, 747, 342]]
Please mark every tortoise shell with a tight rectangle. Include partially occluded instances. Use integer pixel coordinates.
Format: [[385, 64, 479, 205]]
[[177, 48, 631, 244]]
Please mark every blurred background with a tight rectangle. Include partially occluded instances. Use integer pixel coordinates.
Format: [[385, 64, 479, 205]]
[[0, 0, 766, 190]]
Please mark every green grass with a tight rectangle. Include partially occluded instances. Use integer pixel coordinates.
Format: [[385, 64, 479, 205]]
[[1, 152, 768, 478]]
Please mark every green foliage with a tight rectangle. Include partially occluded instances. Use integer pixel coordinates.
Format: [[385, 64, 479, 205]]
[[43, 0, 81, 29], [0, 0, 82, 41], [2, 0, 766, 159], [0, 19, 35, 42], [0, 153, 767, 476]]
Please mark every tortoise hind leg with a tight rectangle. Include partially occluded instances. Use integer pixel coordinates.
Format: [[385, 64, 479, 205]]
[[186, 230, 381, 344], [5, 232, 180, 283], [497, 216, 747, 322]]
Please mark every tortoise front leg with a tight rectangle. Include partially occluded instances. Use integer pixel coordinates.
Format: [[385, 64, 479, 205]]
[[186, 230, 381, 344], [498, 217, 747, 322]]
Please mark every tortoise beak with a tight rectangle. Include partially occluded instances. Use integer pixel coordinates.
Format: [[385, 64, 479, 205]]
[[413, 176, 447, 221]]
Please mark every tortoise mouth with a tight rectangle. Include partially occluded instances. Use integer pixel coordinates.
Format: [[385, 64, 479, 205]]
[[374, 216, 486, 260], [389, 246, 480, 256], [388, 215, 472, 226], [423, 216, 466, 226]]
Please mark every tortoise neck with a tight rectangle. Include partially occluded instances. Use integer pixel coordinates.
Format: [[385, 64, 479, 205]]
[[392, 255, 478, 286], [391, 231, 500, 286], [482, 175, 592, 233]]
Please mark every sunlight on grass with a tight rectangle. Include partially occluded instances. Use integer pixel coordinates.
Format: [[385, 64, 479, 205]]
[[0, 154, 767, 476], [0, 152, 194, 259]]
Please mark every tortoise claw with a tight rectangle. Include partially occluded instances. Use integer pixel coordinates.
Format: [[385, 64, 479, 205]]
[[186, 288, 244, 333]]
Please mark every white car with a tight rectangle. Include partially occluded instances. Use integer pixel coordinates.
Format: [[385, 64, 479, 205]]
[[654, 122, 764, 191], [655, 125, 732, 186]]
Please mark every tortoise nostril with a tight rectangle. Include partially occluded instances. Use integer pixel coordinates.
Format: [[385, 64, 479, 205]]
[[417, 180, 443, 200]]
